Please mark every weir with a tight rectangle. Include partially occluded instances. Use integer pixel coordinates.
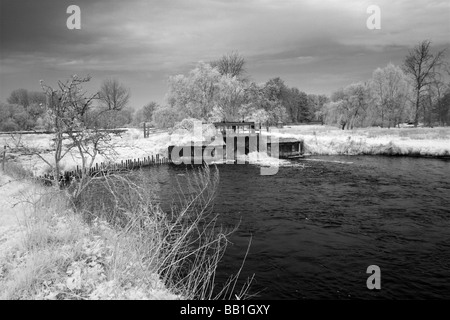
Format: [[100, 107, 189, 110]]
[[168, 121, 304, 164]]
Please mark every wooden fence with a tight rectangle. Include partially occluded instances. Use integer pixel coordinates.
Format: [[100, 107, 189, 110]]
[[143, 123, 168, 138], [39, 154, 172, 185], [143, 123, 155, 138]]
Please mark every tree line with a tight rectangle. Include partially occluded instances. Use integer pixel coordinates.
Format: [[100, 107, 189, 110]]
[[151, 52, 329, 128], [323, 40, 449, 129], [150, 41, 449, 130], [0, 79, 135, 132], [1, 40, 448, 132], [0, 52, 327, 132]]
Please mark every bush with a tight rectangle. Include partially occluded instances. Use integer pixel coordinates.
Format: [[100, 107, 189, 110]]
[[0, 165, 252, 300], [71, 166, 251, 299], [172, 118, 217, 139], [152, 106, 181, 129], [173, 118, 198, 132], [0, 119, 19, 132]]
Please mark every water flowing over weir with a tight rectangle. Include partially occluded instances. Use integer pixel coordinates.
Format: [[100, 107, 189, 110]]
[[143, 156, 450, 299]]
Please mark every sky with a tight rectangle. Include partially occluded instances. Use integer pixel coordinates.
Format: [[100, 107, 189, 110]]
[[1, 0, 449, 109]]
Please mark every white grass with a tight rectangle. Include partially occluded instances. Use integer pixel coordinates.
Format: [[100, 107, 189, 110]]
[[0, 176, 189, 300], [2, 125, 449, 178], [0, 164, 251, 300], [0, 129, 172, 176], [267, 125, 450, 157]]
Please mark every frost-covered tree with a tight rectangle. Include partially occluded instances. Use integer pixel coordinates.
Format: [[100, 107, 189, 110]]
[[167, 62, 220, 120], [325, 83, 371, 129], [213, 75, 247, 121], [371, 63, 409, 128], [210, 51, 247, 80], [152, 105, 181, 128]]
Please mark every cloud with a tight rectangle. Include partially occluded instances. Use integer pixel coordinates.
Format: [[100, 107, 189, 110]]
[[0, 0, 449, 107]]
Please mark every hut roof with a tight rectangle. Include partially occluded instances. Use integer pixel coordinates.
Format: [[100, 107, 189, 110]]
[[278, 138, 302, 143]]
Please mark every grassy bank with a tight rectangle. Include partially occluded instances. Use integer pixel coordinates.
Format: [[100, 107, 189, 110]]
[[0, 128, 173, 176], [3, 126, 448, 178], [271, 125, 450, 157], [1, 187, 179, 300], [0, 165, 249, 300]]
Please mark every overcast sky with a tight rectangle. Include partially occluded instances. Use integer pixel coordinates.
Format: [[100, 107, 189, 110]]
[[1, 0, 449, 109]]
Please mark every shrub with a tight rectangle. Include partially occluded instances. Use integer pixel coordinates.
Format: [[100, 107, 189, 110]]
[[0, 119, 19, 132], [0, 164, 251, 300], [152, 106, 181, 129], [70, 165, 251, 299]]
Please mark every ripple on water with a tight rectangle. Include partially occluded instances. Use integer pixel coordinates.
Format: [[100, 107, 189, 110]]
[[145, 156, 450, 299]]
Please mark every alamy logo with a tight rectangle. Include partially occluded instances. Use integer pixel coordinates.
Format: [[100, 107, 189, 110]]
[[67, 5, 81, 30], [366, 5, 381, 30], [366, 265, 381, 290]]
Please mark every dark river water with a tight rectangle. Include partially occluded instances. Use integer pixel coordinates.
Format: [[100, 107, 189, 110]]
[[143, 156, 450, 299]]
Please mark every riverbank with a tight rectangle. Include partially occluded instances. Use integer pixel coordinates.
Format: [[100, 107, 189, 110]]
[[0, 128, 172, 176], [0, 171, 181, 300], [269, 125, 450, 157], [3, 126, 449, 178], [0, 161, 245, 300]]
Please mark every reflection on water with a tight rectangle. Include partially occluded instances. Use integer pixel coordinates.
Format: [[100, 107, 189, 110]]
[[144, 156, 450, 299]]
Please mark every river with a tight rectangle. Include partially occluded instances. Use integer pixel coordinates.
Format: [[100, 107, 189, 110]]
[[143, 156, 450, 299]]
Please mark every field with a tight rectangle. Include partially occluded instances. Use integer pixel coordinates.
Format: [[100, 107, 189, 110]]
[[271, 125, 450, 157], [1, 125, 449, 177], [0, 129, 172, 176], [0, 171, 197, 299]]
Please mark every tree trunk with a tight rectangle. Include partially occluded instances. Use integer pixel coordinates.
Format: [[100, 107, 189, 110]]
[[414, 91, 420, 127], [53, 131, 63, 189]]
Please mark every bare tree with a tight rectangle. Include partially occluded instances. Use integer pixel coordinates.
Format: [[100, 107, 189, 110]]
[[210, 51, 247, 80], [37, 75, 122, 196], [99, 78, 130, 111], [325, 83, 370, 130], [403, 40, 446, 127]]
